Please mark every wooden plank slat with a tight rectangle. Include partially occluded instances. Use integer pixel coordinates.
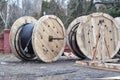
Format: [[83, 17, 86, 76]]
[[76, 60, 120, 72]]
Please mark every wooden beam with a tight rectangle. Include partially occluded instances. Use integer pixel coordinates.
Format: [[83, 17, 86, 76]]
[[76, 60, 120, 72]]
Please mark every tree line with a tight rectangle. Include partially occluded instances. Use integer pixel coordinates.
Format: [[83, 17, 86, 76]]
[[0, 0, 120, 32]]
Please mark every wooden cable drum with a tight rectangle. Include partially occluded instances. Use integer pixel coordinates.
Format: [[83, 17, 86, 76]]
[[9, 16, 37, 61], [76, 13, 120, 60], [32, 15, 66, 62], [10, 15, 66, 62], [67, 16, 88, 59]]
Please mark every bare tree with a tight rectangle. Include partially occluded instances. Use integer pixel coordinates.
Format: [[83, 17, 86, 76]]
[[0, 0, 16, 29], [77, 0, 83, 17], [86, 0, 94, 14], [0, 0, 42, 29], [22, 0, 42, 18], [5, 0, 10, 29]]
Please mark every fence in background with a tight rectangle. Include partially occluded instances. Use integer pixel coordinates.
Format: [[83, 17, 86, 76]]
[[0, 29, 11, 53], [0, 29, 70, 53]]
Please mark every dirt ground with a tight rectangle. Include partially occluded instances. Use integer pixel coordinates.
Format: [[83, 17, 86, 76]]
[[0, 54, 119, 80]]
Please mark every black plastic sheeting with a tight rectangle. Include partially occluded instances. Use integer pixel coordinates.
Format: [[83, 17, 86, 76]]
[[68, 23, 86, 59], [19, 23, 34, 54], [16, 23, 36, 60]]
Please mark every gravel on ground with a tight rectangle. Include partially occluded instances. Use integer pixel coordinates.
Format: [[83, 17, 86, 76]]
[[0, 54, 119, 80]]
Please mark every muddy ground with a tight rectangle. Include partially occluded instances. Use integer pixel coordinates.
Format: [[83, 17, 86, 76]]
[[0, 54, 119, 80]]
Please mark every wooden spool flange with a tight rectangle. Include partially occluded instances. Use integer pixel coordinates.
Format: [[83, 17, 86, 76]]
[[9, 16, 37, 60], [67, 16, 88, 59], [114, 17, 120, 57], [32, 15, 66, 62], [76, 13, 120, 60], [114, 17, 120, 41]]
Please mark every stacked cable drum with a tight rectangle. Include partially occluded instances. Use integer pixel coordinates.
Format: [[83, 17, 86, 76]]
[[9, 15, 66, 62], [67, 13, 120, 60]]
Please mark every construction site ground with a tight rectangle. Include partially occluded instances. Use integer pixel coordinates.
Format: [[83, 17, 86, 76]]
[[0, 54, 119, 80]]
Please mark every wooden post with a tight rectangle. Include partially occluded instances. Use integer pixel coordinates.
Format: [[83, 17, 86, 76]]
[[4, 29, 11, 53]]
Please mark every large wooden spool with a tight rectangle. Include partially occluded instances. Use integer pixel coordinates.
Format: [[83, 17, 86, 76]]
[[32, 15, 66, 62], [10, 15, 66, 62], [76, 13, 120, 60]]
